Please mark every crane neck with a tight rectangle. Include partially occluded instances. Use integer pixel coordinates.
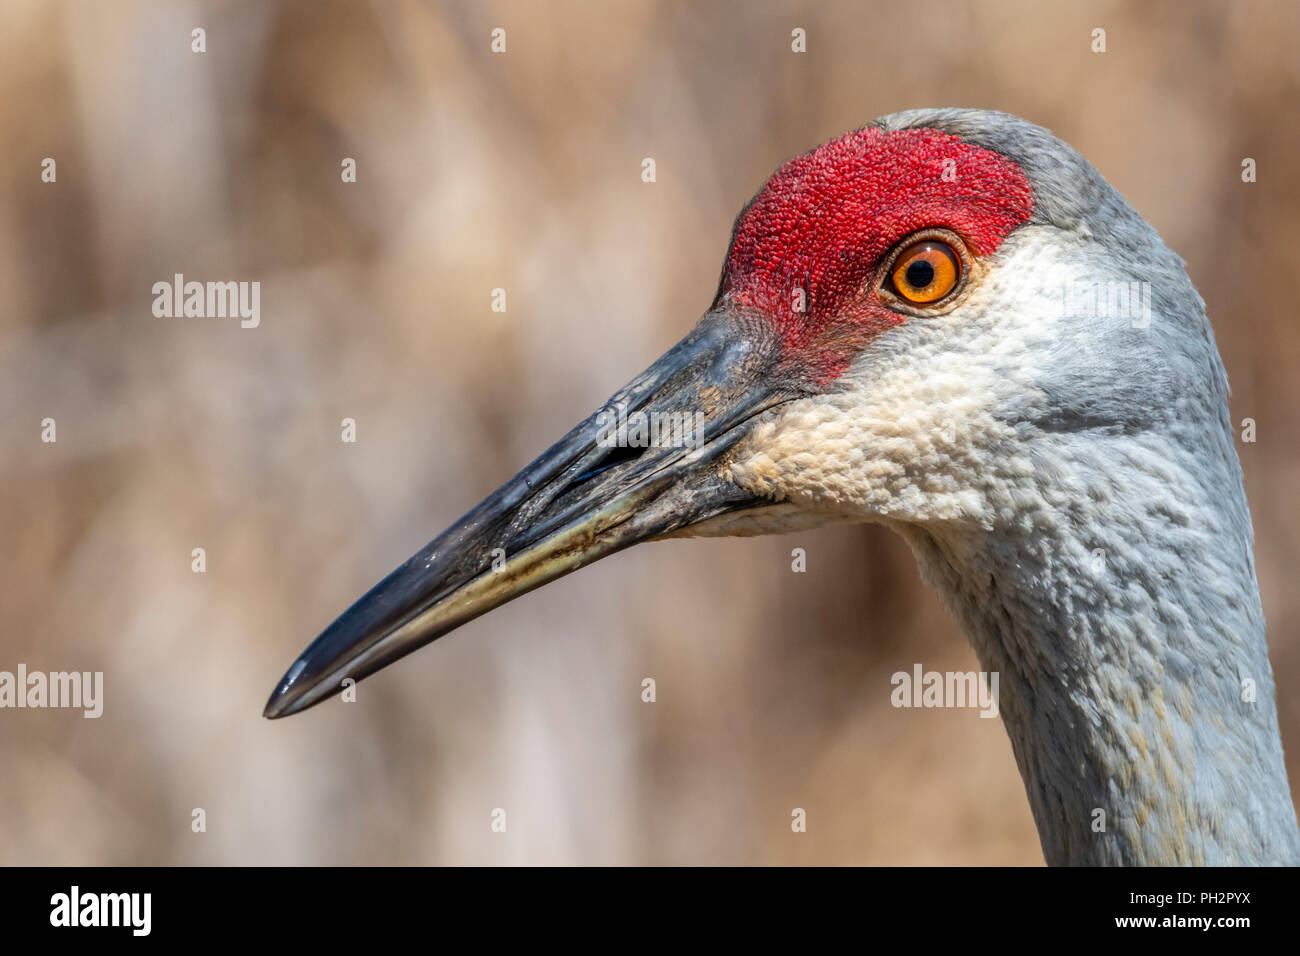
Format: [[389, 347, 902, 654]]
[[899, 431, 1300, 865]]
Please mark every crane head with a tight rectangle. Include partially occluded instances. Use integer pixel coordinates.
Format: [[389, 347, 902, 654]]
[[264, 108, 1213, 718]]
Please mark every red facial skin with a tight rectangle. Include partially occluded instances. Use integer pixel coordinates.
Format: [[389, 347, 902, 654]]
[[717, 126, 1034, 385]]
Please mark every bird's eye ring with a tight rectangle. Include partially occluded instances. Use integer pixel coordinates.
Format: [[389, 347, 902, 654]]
[[887, 239, 962, 305]]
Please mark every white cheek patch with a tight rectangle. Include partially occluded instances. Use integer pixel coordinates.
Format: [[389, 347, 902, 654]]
[[725, 231, 1089, 527]]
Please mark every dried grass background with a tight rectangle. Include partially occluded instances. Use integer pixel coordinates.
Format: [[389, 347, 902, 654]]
[[1, 0, 1297, 864]]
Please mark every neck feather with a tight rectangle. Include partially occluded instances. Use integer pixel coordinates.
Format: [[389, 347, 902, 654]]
[[901, 426, 1300, 865]]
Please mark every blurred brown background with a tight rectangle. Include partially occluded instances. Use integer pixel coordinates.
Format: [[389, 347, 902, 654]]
[[1, 0, 1297, 864]]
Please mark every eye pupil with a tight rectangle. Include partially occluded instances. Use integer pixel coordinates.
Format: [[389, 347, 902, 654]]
[[905, 260, 934, 289], [887, 238, 962, 305]]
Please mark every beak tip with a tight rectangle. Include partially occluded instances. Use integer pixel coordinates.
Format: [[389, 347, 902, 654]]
[[262, 656, 315, 719], [262, 687, 290, 720]]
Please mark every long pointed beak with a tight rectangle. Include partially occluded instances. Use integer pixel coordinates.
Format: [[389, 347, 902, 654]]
[[263, 310, 786, 718]]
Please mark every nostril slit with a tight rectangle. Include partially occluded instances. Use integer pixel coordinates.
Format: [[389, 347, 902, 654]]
[[567, 443, 646, 489]]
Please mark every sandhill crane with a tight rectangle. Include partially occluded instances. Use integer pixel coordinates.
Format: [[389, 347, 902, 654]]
[[264, 109, 1300, 866]]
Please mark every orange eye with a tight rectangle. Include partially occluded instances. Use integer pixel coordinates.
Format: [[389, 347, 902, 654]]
[[889, 240, 961, 304]]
